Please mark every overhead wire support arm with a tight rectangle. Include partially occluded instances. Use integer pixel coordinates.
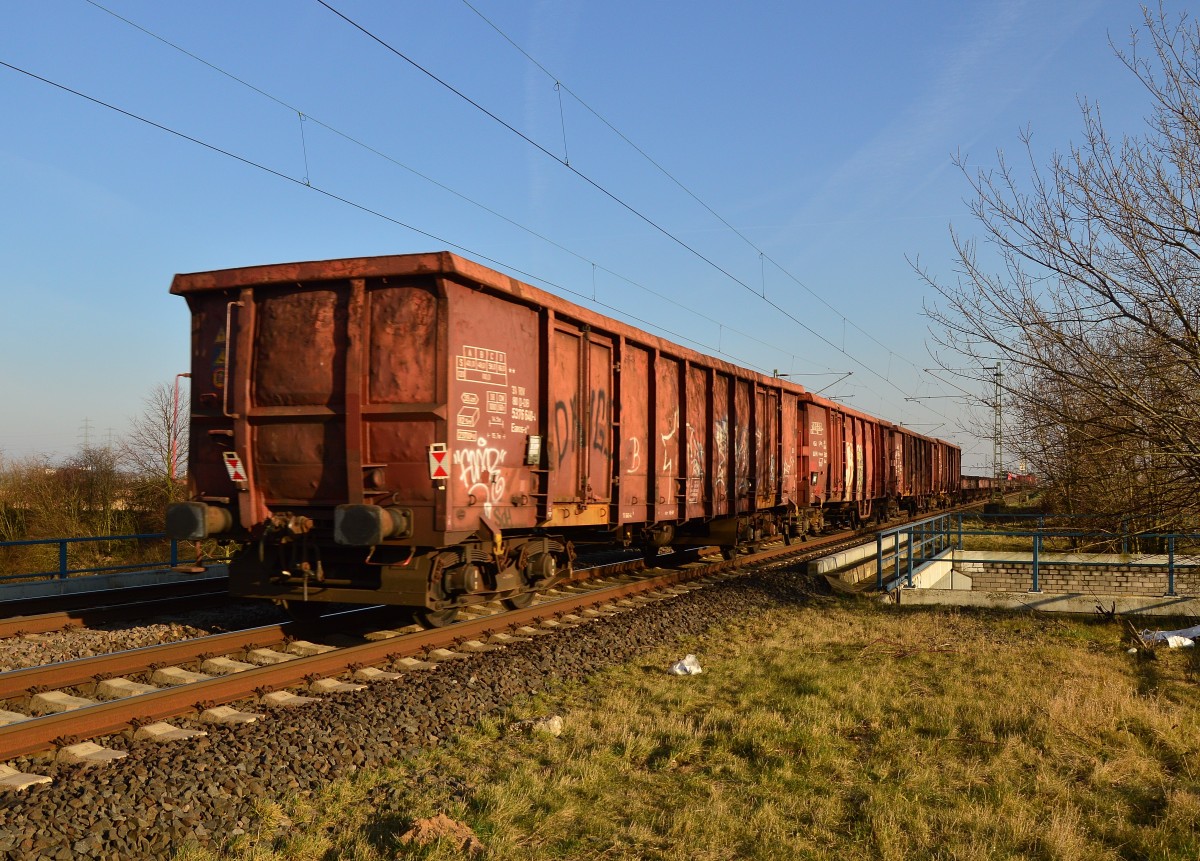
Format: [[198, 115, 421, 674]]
[[814, 372, 853, 395], [555, 81, 569, 166], [297, 112, 311, 186]]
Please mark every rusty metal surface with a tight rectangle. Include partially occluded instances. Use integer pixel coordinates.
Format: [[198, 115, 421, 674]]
[[445, 281, 542, 533], [173, 252, 818, 547]]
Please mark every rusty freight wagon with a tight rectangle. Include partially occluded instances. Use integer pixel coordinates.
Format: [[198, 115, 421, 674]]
[[799, 392, 888, 528], [798, 392, 962, 528], [894, 426, 960, 512], [166, 252, 809, 620]]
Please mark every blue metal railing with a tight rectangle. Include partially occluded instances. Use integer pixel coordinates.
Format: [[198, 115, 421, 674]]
[[0, 533, 201, 583], [876, 513, 959, 590], [876, 513, 1200, 596]]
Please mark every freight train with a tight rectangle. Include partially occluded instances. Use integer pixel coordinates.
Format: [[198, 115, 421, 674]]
[[165, 252, 961, 622], [960, 472, 1037, 501]]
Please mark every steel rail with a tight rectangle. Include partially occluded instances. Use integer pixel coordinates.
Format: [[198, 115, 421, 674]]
[[0, 573, 229, 619], [0, 591, 232, 640], [0, 539, 812, 760]]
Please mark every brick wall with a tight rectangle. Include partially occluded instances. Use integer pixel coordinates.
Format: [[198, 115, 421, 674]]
[[957, 556, 1200, 596]]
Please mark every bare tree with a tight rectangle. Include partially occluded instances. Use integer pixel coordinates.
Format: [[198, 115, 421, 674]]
[[919, 4, 1200, 531], [119, 381, 189, 515], [0, 448, 138, 576]]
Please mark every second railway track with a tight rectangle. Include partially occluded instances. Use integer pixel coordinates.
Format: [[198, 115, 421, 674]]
[[0, 535, 843, 769]]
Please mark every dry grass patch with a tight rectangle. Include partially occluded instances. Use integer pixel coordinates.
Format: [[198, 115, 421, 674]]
[[182, 594, 1200, 860]]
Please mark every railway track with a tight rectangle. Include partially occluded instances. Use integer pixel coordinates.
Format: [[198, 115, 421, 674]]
[[0, 503, 990, 786], [0, 572, 229, 634], [0, 533, 850, 783], [0, 589, 234, 642], [0, 500, 992, 647]]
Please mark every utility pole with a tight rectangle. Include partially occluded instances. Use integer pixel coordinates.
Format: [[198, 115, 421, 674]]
[[992, 363, 1003, 502], [171, 373, 192, 495]]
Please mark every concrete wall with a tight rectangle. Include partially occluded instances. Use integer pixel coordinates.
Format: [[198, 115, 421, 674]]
[[896, 588, 1200, 617], [809, 534, 908, 587], [910, 560, 968, 590]]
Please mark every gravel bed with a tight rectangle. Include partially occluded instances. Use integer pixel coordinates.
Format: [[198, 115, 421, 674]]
[[0, 563, 824, 860], [0, 602, 288, 673]]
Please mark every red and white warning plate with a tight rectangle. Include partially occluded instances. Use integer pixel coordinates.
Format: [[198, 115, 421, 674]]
[[222, 452, 248, 482], [428, 443, 449, 480]]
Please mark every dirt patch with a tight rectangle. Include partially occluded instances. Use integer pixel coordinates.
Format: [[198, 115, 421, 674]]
[[399, 813, 484, 856]]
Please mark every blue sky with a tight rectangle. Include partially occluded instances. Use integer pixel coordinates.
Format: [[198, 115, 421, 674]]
[[0, 0, 1156, 471]]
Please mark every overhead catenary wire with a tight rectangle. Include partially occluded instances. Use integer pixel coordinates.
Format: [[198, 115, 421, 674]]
[[458, 0, 945, 383], [79, 0, 959, 431], [0, 57, 813, 378], [313, 0, 956, 421], [17, 5, 960, 434], [78, 0, 845, 380]]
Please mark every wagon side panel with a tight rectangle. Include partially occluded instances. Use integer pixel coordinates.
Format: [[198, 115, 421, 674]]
[[443, 282, 542, 532], [615, 341, 650, 524], [653, 355, 681, 522], [800, 400, 830, 508], [755, 387, 778, 509], [733, 378, 752, 513], [712, 371, 732, 517], [780, 392, 798, 507], [684, 364, 709, 519]]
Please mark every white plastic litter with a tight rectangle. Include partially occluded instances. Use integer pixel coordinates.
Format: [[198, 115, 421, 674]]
[[1141, 624, 1200, 647], [668, 654, 703, 675]]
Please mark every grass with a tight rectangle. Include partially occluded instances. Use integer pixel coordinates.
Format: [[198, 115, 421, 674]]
[[180, 591, 1200, 861]]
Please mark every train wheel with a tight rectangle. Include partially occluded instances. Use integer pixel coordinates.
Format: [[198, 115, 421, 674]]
[[418, 607, 459, 627], [720, 545, 737, 560], [502, 591, 537, 611]]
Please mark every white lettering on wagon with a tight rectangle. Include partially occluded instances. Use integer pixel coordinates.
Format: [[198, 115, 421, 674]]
[[455, 346, 508, 387]]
